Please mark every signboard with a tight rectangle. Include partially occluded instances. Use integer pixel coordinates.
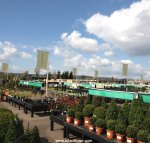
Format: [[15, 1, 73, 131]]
[[72, 68, 77, 76], [123, 64, 128, 76], [95, 70, 98, 78], [2, 63, 8, 72], [36, 50, 49, 70]]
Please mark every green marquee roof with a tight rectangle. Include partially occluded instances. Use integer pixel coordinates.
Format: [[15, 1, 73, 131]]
[[20, 80, 43, 87], [89, 89, 137, 100]]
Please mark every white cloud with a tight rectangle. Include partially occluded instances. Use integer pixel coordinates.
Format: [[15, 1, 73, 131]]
[[0, 41, 17, 61], [61, 30, 100, 52], [52, 45, 145, 78], [19, 51, 32, 59], [121, 60, 133, 64], [104, 50, 114, 56], [53, 46, 61, 55], [85, 0, 150, 56]]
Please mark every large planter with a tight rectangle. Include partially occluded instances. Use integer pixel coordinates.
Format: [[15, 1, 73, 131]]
[[84, 117, 89, 127], [106, 130, 115, 140], [66, 116, 74, 123], [126, 137, 135, 143], [88, 124, 95, 132], [74, 118, 81, 126], [116, 133, 125, 143], [96, 127, 104, 136]]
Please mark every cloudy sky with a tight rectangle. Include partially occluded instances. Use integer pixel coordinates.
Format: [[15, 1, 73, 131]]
[[0, 0, 150, 79]]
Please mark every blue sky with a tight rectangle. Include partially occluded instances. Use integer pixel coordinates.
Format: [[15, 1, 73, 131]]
[[0, 0, 150, 79]]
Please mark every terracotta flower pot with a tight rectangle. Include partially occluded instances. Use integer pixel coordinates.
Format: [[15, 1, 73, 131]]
[[88, 124, 95, 132], [74, 118, 81, 126], [116, 133, 125, 143], [126, 137, 135, 143], [96, 127, 104, 136], [5, 91, 9, 96], [66, 116, 74, 123], [84, 117, 89, 127], [138, 141, 145, 143], [106, 130, 115, 140]]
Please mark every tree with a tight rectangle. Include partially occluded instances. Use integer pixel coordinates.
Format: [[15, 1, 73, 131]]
[[57, 70, 61, 79], [34, 68, 40, 77], [48, 72, 52, 80], [21, 71, 29, 80], [61, 71, 69, 79], [69, 71, 73, 79]]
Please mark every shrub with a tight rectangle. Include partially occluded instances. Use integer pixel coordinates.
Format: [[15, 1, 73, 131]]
[[76, 97, 84, 112], [85, 95, 91, 105], [89, 116, 97, 126], [83, 104, 95, 117], [95, 119, 106, 129], [137, 130, 149, 142], [128, 99, 142, 125], [4, 118, 24, 143], [147, 134, 150, 143], [76, 104, 84, 112], [117, 103, 130, 125], [75, 111, 83, 121], [122, 102, 130, 117], [67, 109, 75, 117], [105, 100, 118, 121], [101, 98, 108, 109], [93, 106, 106, 120], [142, 118, 150, 133], [141, 102, 149, 114], [0, 110, 15, 142], [106, 120, 116, 131], [132, 120, 143, 130], [30, 126, 40, 143], [126, 125, 138, 138], [92, 96, 100, 107], [0, 108, 13, 113], [134, 106, 145, 122], [78, 97, 84, 105], [56, 103, 64, 110], [117, 108, 127, 124], [115, 124, 126, 135], [146, 106, 150, 119]]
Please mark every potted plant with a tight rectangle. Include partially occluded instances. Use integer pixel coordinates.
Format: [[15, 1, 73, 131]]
[[83, 104, 95, 126], [126, 125, 138, 143], [106, 120, 116, 140], [105, 100, 118, 121], [95, 119, 106, 135], [88, 116, 97, 132], [137, 130, 149, 143], [76, 97, 84, 112], [115, 123, 126, 142], [66, 109, 75, 123], [147, 134, 150, 143], [92, 96, 100, 107], [74, 111, 83, 126], [84, 95, 91, 105], [93, 106, 106, 120]]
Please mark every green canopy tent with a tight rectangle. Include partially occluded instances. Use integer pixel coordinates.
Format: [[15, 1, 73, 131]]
[[20, 80, 44, 87], [88, 89, 137, 100], [138, 93, 150, 103]]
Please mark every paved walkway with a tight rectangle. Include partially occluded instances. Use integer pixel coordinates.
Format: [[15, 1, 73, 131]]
[[0, 101, 65, 143]]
